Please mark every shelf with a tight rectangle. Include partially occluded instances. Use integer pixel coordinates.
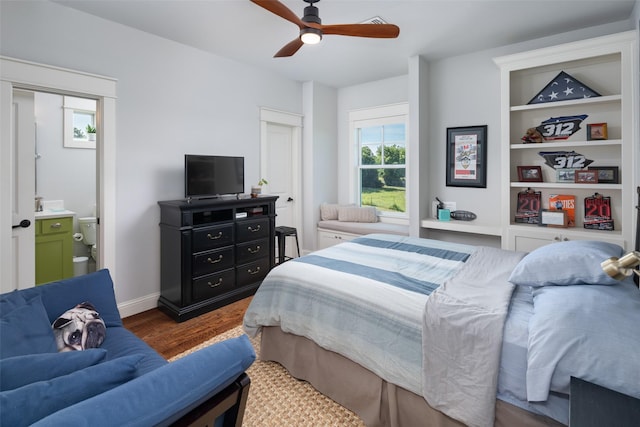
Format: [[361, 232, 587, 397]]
[[510, 182, 622, 190], [508, 223, 622, 238], [420, 219, 502, 236], [510, 94, 621, 111], [510, 139, 622, 150], [496, 31, 635, 251]]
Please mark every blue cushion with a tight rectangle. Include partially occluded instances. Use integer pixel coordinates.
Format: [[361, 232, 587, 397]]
[[0, 295, 57, 358], [0, 354, 143, 427], [508, 240, 624, 287], [0, 290, 26, 316], [32, 335, 256, 427], [100, 326, 167, 377], [0, 349, 107, 391], [19, 269, 122, 327]]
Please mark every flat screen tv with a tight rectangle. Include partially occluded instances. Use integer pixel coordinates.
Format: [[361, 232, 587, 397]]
[[185, 154, 244, 199]]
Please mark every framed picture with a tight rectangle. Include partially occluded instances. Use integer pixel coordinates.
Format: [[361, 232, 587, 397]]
[[517, 166, 543, 182], [587, 123, 608, 140], [539, 209, 568, 228], [587, 166, 619, 184], [556, 168, 576, 183], [446, 125, 487, 188], [575, 170, 598, 184]]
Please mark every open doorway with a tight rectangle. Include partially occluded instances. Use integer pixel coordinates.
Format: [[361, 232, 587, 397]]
[[1, 56, 117, 293], [33, 92, 98, 283]]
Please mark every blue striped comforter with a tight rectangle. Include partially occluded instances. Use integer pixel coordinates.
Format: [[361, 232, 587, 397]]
[[243, 234, 475, 395]]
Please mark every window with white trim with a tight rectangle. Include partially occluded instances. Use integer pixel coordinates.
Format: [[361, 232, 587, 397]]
[[349, 103, 409, 218]]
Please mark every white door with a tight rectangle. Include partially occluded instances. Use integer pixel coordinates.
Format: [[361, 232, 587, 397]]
[[260, 109, 302, 258], [11, 90, 36, 290]]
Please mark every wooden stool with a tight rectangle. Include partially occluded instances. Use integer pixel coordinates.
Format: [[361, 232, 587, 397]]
[[274, 226, 300, 264]]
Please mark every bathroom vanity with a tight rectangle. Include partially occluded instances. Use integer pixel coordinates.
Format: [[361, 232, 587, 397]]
[[157, 195, 278, 322], [35, 211, 75, 285]]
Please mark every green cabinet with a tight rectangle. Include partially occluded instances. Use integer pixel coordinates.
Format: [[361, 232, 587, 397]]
[[35, 216, 74, 285]]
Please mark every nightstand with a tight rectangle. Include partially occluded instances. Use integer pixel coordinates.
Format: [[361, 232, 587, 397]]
[[570, 376, 640, 427]]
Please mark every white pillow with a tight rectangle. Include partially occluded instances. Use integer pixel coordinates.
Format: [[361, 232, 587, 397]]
[[319, 203, 340, 221], [338, 206, 377, 223]]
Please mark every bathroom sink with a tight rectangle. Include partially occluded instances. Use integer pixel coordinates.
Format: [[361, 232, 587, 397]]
[[35, 210, 76, 220]]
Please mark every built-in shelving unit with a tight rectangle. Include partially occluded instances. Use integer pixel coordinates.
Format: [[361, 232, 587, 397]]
[[494, 31, 637, 252]]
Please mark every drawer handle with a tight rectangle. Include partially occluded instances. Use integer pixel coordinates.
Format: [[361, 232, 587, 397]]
[[247, 266, 261, 275], [207, 231, 223, 240], [207, 278, 223, 288], [248, 245, 261, 254], [247, 225, 261, 233], [207, 255, 223, 264], [50, 222, 62, 229]]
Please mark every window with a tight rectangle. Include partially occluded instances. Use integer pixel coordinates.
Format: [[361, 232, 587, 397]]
[[349, 103, 408, 217], [63, 96, 97, 149]]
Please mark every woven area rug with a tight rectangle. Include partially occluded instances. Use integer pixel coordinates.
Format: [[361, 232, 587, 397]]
[[171, 325, 365, 426]]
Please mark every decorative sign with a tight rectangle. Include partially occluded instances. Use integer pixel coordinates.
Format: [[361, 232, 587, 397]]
[[535, 115, 588, 141], [584, 193, 614, 231], [528, 71, 601, 105], [538, 151, 594, 170], [549, 194, 575, 227], [446, 125, 487, 188], [515, 189, 541, 224]]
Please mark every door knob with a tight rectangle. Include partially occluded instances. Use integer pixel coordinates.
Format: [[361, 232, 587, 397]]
[[287, 197, 293, 202], [12, 219, 31, 229]]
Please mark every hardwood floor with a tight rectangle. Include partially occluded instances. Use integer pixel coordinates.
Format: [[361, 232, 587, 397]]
[[123, 296, 252, 359]]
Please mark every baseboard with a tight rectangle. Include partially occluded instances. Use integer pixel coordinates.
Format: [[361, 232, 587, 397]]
[[117, 292, 159, 318]]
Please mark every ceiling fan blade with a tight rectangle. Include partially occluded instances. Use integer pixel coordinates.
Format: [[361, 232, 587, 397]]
[[274, 38, 305, 57], [320, 23, 400, 38], [250, 0, 307, 29]]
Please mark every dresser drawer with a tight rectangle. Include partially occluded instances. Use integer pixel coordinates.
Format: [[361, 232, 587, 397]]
[[236, 218, 270, 243], [192, 246, 234, 277], [192, 269, 235, 302], [39, 217, 73, 235], [236, 258, 270, 287], [236, 238, 269, 265], [192, 223, 234, 252]]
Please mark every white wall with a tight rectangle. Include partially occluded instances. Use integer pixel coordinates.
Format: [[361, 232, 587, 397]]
[[1, 1, 302, 310], [302, 81, 337, 252]]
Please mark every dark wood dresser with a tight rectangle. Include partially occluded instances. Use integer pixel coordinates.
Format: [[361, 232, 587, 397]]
[[158, 195, 278, 322]]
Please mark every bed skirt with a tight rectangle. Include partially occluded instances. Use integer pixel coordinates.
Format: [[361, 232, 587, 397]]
[[260, 327, 565, 427]]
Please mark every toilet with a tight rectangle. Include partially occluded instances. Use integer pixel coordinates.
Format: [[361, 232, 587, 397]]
[[78, 217, 97, 261]]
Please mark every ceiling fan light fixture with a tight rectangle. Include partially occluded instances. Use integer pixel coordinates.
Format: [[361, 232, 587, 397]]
[[300, 27, 322, 44]]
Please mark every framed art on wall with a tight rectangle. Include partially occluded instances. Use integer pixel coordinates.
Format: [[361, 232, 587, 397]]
[[446, 125, 487, 188]]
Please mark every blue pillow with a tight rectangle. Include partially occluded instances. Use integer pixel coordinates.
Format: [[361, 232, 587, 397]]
[[508, 240, 624, 287], [0, 348, 107, 391], [0, 290, 26, 316], [19, 269, 122, 327], [0, 354, 143, 427], [0, 295, 57, 358]]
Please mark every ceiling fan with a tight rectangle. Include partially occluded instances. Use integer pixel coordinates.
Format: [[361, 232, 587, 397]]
[[250, 0, 400, 57]]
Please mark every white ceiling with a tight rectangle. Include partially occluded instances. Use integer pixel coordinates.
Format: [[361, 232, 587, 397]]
[[53, 0, 637, 88]]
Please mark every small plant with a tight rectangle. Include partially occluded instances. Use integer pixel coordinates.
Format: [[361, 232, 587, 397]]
[[257, 178, 268, 186], [86, 124, 96, 134]]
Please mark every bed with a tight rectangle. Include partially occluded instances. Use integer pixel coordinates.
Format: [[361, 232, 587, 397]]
[[243, 234, 640, 427]]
